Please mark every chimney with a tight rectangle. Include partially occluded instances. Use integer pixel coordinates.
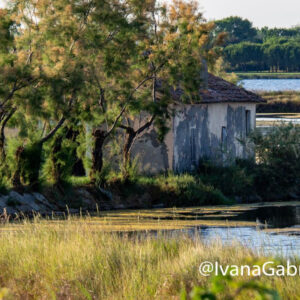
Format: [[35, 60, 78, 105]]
[[200, 59, 208, 89]]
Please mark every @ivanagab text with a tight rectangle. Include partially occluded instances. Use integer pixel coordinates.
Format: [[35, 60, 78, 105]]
[[199, 261, 300, 277]]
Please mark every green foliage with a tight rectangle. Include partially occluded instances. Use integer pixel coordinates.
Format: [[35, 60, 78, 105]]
[[137, 173, 229, 206], [214, 16, 300, 72], [198, 159, 254, 198], [197, 124, 300, 201], [43, 128, 78, 185], [18, 142, 43, 188], [214, 16, 258, 45], [4, 138, 43, 189], [92, 161, 114, 187], [182, 273, 280, 300], [0, 0, 223, 188], [246, 124, 300, 199]]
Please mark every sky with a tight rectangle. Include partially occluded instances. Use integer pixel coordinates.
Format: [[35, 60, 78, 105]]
[[199, 0, 300, 28], [1, 0, 299, 29]]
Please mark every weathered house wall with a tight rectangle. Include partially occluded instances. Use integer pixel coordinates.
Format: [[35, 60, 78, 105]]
[[130, 120, 173, 174], [131, 102, 256, 174], [173, 102, 256, 172]]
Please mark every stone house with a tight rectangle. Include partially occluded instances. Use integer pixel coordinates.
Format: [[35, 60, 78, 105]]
[[130, 73, 265, 174]]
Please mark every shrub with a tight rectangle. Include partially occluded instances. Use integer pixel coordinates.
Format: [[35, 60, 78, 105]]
[[140, 174, 230, 206], [43, 130, 78, 185], [198, 159, 254, 199], [182, 273, 280, 300], [248, 123, 300, 199]]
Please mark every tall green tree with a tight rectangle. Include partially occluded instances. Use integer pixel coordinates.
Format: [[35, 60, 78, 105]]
[[7, 0, 89, 187], [214, 16, 258, 45], [0, 8, 35, 163], [118, 0, 220, 178]]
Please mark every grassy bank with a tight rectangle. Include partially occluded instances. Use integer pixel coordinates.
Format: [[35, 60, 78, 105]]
[[257, 91, 300, 113], [235, 72, 300, 80], [0, 218, 297, 299]]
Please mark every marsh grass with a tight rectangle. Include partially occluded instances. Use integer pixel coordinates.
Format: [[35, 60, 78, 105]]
[[236, 72, 300, 79], [0, 217, 299, 299], [257, 91, 300, 113]]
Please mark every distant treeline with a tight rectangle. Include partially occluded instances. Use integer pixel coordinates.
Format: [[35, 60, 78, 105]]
[[214, 17, 300, 72]]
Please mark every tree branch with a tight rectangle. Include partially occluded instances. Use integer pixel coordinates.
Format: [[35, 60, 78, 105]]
[[0, 107, 16, 145], [105, 75, 155, 136], [136, 115, 155, 135], [40, 116, 66, 145]]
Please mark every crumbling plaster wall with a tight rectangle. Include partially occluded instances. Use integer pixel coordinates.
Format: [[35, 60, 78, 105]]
[[172, 102, 256, 172], [131, 102, 256, 174]]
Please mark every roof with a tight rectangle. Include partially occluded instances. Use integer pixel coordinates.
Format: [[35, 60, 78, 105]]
[[170, 73, 266, 104]]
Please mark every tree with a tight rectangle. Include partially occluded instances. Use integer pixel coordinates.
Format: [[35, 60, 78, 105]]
[[117, 0, 220, 179], [7, 0, 89, 187], [214, 16, 258, 45], [0, 8, 35, 163]]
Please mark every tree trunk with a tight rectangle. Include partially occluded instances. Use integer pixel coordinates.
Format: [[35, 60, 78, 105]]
[[122, 128, 137, 180], [90, 129, 107, 183], [50, 134, 64, 185], [66, 127, 85, 177], [0, 108, 16, 165], [0, 139, 5, 165], [11, 146, 24, 189]]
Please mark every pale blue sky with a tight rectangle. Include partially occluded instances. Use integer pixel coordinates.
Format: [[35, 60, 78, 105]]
[[1, 0, 299, 28], [199, 0, 300, 28]]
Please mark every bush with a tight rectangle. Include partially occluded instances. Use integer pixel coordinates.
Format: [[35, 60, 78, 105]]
[[138, 174, 230, 206], [43, 129, 78, 185], [198, 160, 254, 199], [182, 273, 280, 300], [6, 138, 43, 189], [248, 124, 300, 199]]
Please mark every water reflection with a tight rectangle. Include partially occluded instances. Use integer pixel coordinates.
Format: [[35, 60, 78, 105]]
[[198, 227, 300, 257], [194, 206, 300, 257], [154, 205, 300, 257], [234, 206, 300, 228]]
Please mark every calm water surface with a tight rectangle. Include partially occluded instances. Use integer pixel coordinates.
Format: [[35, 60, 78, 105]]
[[198, 206, 300, 257], [240, 79, 300, 91], [166, 206, 300, 257]]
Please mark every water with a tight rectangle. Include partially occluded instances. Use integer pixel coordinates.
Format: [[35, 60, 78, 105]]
[[198, 227, 300, 257], [257, 118, 300, 124], [156, 205, 300, 257], [239, 79, 300, 91], [200, 205, 300, 256]]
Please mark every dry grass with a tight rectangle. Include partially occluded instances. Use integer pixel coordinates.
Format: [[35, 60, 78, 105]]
[[257, 91, 300, 114], [0, 215, 299, 299]]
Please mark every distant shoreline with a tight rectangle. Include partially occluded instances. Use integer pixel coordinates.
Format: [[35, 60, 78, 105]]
[[234, 72, 300, 80]]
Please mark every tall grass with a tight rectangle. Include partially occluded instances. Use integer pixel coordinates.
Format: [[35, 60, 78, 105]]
[[257, 91, 300, 113], [0, 218, 299, 299]]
